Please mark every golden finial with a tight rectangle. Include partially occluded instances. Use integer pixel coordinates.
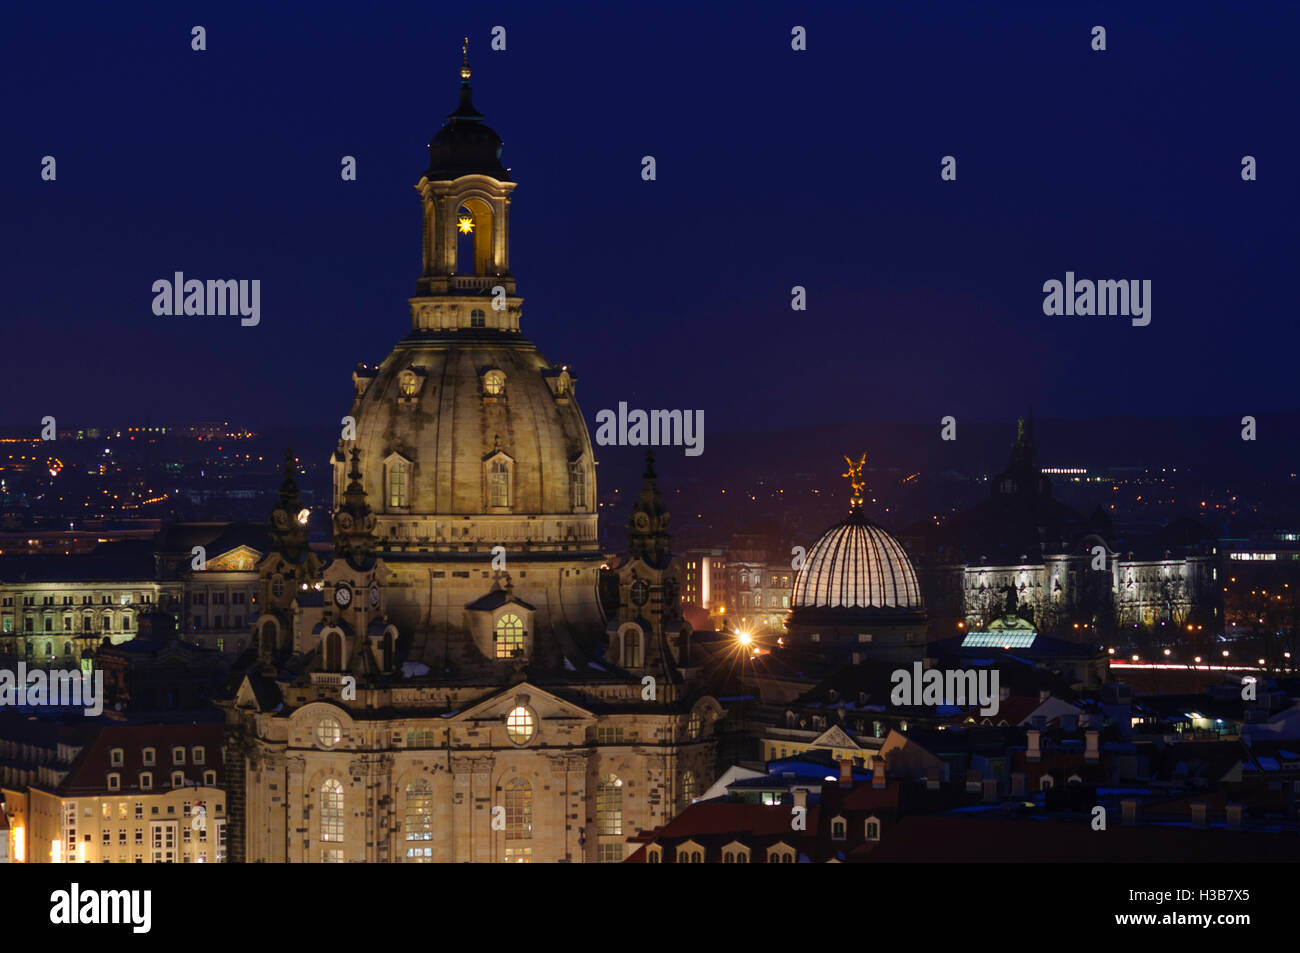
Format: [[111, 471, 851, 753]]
[[461, 37, 471, 81], [842, 453, 867, 509]]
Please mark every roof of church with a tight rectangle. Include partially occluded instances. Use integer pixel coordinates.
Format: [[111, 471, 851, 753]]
[[791, 505, 924, 614], [424, 46, 509, 181]]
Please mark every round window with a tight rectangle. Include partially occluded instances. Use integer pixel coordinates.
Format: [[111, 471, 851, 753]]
[[483, 370, 506, 396], [316, 716, 342, 749], [505, 705, 534, 745]]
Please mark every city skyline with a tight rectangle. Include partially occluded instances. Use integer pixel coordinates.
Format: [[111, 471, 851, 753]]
[[1, 2, 1298, 906]]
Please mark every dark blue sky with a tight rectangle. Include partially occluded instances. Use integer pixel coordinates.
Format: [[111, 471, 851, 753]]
[[3, 0, 1297, 434]]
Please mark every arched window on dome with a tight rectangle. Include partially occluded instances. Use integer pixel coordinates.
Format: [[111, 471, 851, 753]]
[[484, 451, 513, 511], [398, 369, 420, 398], [490, 460, 509, 506], [386, 455, 411, 509], [483, 369, 506, 397], [569, 459, 586, 510]]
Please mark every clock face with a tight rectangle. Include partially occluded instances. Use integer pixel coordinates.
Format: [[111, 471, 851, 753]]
[[272, 510, 289, 529], [634, 513, 649, 531], [334, 584, 352, 608], [337, 512, 354, 531], [630, 580, 649, 607], [369, 583, 380, 608]]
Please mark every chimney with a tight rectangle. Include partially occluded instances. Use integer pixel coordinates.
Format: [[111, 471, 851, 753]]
[[1191, 802, 1208, 829], [926, 765, 943, 791], [792, 788, 807, 811], [1027, 729, 1041, 763], [1039, 689, 1050, 703], [982, 778, 999, 803], [1226, 803, 1243, 831], [1084, 730, 1100, 763], [871, 759, 886, 790], [1121, 799, 1140, 825], [839, 759, 852, 788], [1011, 772, 1027, 796]]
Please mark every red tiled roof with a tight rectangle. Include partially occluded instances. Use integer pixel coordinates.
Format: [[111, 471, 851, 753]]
[[61, 722, 225, 795]]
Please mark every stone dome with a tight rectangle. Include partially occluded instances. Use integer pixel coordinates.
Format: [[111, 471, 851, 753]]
[[340, 333, 595, 536], [792, 507, 924, 612]]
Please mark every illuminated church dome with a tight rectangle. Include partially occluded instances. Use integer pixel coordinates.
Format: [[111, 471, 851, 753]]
[[330, 47, 602, 668], [786, 456, 928, 658], [793, 508, 924, 612]]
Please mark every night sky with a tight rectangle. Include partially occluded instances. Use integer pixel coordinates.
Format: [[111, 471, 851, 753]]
[[3, 1, 1297, 436]]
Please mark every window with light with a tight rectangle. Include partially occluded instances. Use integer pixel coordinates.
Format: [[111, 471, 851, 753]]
[[505, 705, 534, 744], [320, 779, 344, 843], [405, 780, 433, 848], [494, 614, 524, 659]]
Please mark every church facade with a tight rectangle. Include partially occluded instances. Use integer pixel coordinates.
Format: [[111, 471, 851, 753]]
[[220, 49, 721, 863]]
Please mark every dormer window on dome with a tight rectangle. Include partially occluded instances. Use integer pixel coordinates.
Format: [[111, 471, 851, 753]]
[[483, 369, 506, 397], [398, 369, 420, 398]]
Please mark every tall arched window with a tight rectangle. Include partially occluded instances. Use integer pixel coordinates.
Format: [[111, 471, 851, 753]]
[[388, 459, 411, 508], [320, 779, 344, 845], [681, 770, 696, 806], [504, 778, 532, 840], [404, 779, 433, 861], [324, 632, 343, 671], [489, 459, 509, 507], [494, 614, 524, 659], [622, 629, 640, 668], [597, 774, 622, 836], [569, 460, 586, 509]]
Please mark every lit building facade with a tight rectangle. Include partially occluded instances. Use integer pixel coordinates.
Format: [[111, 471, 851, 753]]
[[1, 722, 226, 863], [221, 51, 721, 863]]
